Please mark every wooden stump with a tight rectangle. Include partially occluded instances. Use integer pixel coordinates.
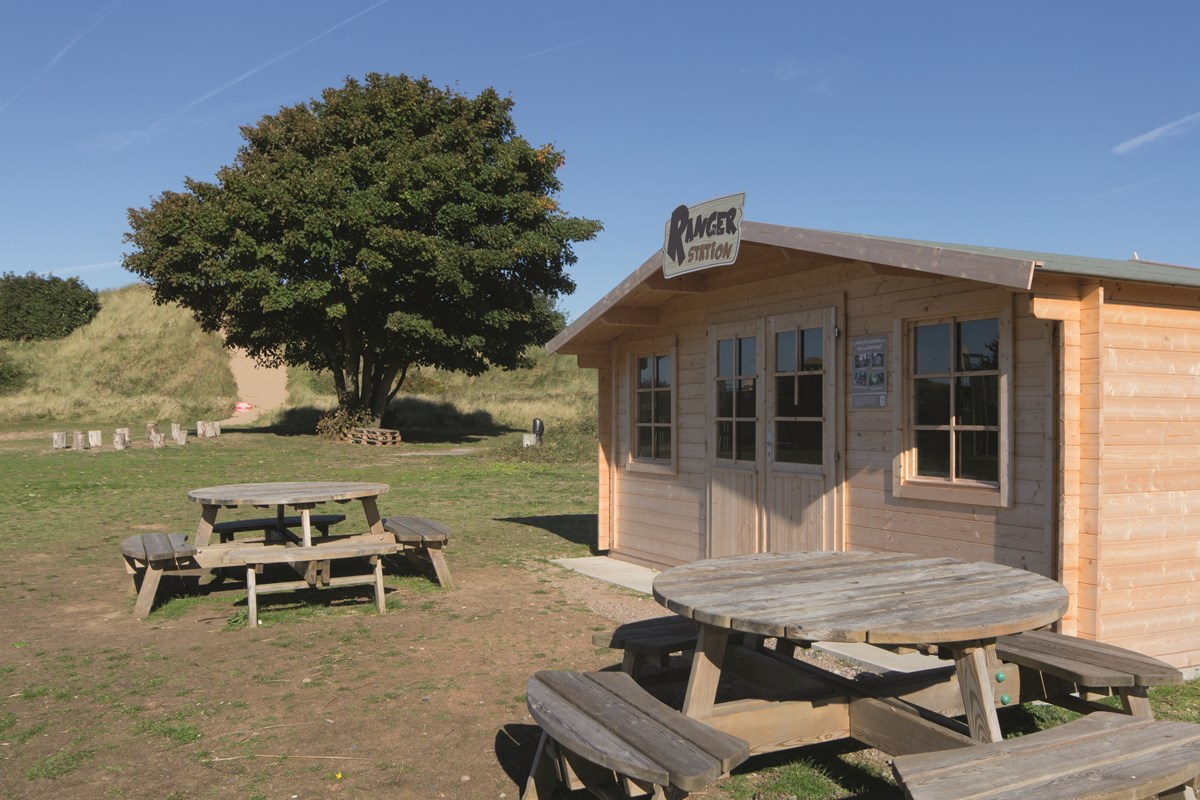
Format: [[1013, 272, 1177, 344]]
[[116, 427, 130, 447], [113, 432, 126, 450], [72, 431, 85, 451], [173, 429, 187, 446], [197, 420, 221, 439], [52, 432, 67, 450], [88, 430, 102, 449], [150, 432, 165, 449], [145, 423, 160, 441], [170, 422, 181, 439]]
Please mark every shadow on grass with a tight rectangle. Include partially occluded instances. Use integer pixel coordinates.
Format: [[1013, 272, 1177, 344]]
[[221, 399, 517, 445], [491, 723, 901, 800], [149, 557, 446, 621], [498, 513, 598, 550]]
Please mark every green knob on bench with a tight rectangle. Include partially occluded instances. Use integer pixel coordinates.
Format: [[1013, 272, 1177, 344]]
[[995, 670, 1006, 683], [1000, 694, 1011, 705]]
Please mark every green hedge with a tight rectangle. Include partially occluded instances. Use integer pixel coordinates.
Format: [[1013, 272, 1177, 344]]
[[0, 272, 101, 341]]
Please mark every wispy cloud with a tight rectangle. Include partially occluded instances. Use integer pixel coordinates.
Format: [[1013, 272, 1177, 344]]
[[1112, 111, 1200, 155], [0, 0, 123, 114], [98, 0, 389, 151], [517, 32, 614, 61], [1073, 175, 1165, 210], [774, 57, 840, 94]]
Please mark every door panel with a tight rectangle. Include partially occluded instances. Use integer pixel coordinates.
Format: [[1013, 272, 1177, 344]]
[[765, 307, 839, 552], [707, 308, 840, 557], [710, 469, 758, 557], [707, 320, 762, 557]]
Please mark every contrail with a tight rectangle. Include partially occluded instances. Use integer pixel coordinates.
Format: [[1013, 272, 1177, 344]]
[[518, 32, 612, 61], [1112, 111, 1200, 155], [0, 0, 123, 114], [152, 0, 390, 129]]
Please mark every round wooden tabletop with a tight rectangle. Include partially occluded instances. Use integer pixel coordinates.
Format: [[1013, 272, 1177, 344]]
[[187, 481, 390, 507], [652, 551, 1069, 645]]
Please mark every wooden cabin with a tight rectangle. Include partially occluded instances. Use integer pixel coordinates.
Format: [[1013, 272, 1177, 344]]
[[548, 220, 1200, 670]]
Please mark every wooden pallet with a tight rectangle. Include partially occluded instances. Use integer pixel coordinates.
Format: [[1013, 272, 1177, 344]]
[[348, 427, 402, 445]]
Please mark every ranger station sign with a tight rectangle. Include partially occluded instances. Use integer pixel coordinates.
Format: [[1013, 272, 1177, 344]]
[[662, 193, 745, 278]]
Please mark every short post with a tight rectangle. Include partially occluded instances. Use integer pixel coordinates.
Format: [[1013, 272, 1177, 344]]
[[116, 427, 130, 448], [173, 427, 187, 446], [523, 417, 545, 446], [113, 431, 126, 450], [72, 431, 85, 450], [52, 432, 67, 450], [170, 422, 181, 441], [150, 431, 165, 449], [88, 430, 102, 449]]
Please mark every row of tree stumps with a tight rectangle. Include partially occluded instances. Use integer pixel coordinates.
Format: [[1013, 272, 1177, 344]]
[[52, 420, 222, 451]]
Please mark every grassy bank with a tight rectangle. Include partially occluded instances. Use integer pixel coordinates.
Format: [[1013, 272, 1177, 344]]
[[0, 285, 236, 431]]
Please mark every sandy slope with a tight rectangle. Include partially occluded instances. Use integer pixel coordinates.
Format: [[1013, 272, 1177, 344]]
[[221, 347, 288, 424]]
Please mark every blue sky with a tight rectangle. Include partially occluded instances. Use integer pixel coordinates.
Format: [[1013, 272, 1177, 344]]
[[1, 1, 1198, 323]]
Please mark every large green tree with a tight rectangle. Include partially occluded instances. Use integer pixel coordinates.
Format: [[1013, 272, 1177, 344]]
[[124, 73, 600, 426]]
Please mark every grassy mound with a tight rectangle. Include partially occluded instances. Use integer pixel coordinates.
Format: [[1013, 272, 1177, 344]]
[[0, 284, 237, 429]]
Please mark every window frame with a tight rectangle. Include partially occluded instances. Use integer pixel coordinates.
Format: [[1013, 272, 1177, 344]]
[[626, 336, 678, 475], [892, 303, 1013, 508]]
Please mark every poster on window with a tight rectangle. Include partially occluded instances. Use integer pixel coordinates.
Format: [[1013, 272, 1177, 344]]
[[852, 335, 888, 408]]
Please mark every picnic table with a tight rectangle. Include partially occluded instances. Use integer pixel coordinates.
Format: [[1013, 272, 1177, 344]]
[[652, 550, 1069, 747], [188, 481, 389, 547], [526, 552, 1200, 798]]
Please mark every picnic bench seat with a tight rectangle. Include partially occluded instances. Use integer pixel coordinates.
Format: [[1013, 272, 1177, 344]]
[[523, 669, 749, 799], [593, 616, 701, 679], [382, 516, 454, 589], [120, 533, 199, 619], [211, 513, 345, 542], [995, 630, 1184, 718], [218, 538, 399, 628], [891, 710, 1200, 800]]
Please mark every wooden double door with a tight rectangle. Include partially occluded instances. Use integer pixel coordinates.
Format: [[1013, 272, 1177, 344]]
[[707, 307, 842, 556]]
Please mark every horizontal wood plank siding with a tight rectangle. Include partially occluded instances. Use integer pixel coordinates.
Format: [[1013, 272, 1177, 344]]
[[604, 256, 1054, 582], [845, 276, 1052, 577], [1101, 299, 1200, 668]]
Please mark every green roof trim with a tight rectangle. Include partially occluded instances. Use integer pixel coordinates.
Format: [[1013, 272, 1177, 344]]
[[838, 230, 1200, 288]]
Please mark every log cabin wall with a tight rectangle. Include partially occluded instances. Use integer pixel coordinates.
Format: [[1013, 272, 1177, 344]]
[[1099, 282, 1200, 669], [601, 247, 1055, 581]]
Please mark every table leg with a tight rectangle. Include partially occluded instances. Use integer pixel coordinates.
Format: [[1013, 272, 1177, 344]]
[[133, 565, 163, 619], [361, 496, 384, 536], [246, 566, 258, 628], [950, 641, 1003, 743], [196, 504, 218, 548], [300, 507, 312, 548], [681, 624, 731, 720]]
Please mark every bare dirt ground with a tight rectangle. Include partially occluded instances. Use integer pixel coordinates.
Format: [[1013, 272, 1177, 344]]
[[1, 547, 671, 800]]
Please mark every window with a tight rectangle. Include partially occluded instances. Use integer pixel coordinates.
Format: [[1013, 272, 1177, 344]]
[[715, 334, 757, 462], [634, 353, 672, 461], [895, 307, 1011, 507], [772, 325, 824, 465], [628, 336, 677, 474]]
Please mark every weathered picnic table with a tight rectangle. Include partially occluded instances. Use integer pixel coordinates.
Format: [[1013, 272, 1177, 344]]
[[188, 481, 389, 547], [524, 551, 1200, 799], [652, 551, 1070, 748]]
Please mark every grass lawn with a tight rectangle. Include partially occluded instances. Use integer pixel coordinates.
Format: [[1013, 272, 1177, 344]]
[[1, 426, 1197, 800]]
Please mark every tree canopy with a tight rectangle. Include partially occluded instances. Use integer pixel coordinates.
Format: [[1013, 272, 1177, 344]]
[[123, 73, 601, 427]]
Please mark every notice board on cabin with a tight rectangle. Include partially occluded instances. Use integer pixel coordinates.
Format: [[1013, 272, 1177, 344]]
[[852, 335, 888, 408]]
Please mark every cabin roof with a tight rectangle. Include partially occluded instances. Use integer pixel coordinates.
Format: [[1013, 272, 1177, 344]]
[[548, 221, 1200, 356]]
